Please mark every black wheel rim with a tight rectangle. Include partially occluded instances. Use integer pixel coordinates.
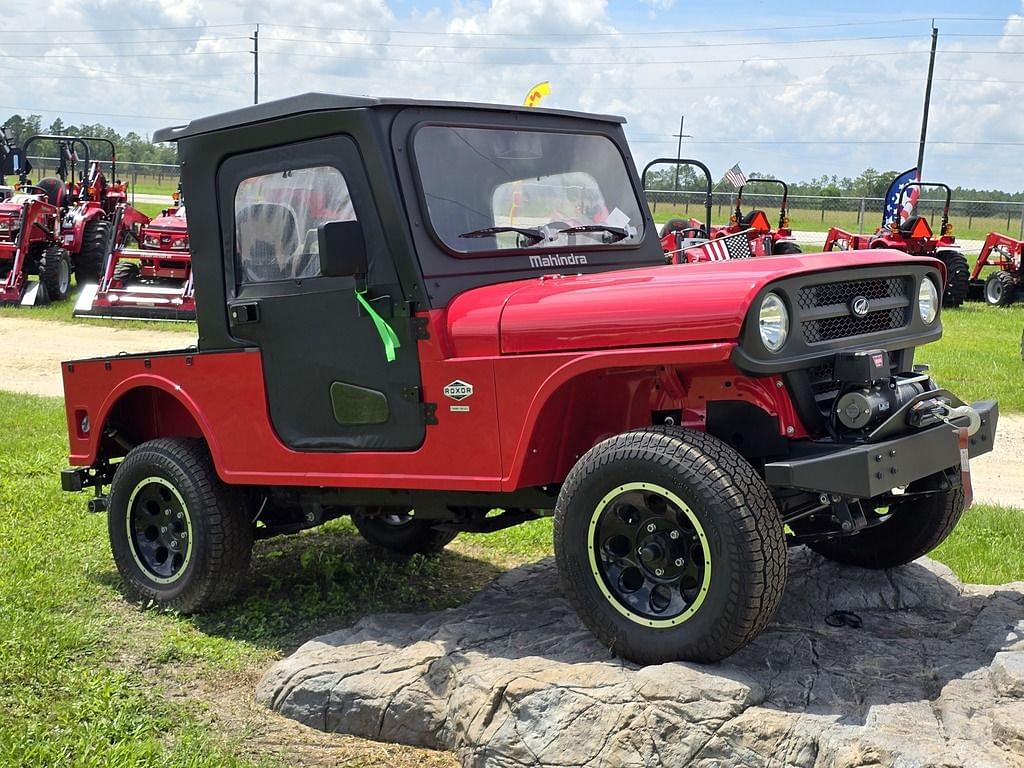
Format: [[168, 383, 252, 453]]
[[126, 478, 192, 584], [588, 483, 711, 627]]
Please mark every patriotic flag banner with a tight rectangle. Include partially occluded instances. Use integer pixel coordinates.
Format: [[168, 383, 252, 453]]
[[681, 230, 753, 262], [724, 163, 748, 189], [882, 167, 920, 228]]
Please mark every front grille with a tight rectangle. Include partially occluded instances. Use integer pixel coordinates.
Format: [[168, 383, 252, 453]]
[[798, 277, 912, 344]]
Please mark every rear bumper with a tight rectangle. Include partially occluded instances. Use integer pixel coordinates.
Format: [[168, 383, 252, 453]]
[[764, 400, 998, 498]]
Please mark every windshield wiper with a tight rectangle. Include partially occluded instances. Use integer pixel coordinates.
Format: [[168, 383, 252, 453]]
[[458, 226, 546, 246], [558, 224, 631, 243]]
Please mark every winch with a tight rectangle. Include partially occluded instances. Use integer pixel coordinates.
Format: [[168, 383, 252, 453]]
[[833, 349, 931, 431]]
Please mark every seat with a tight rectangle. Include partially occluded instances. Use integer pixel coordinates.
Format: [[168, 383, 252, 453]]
[[235, 202, 302, 282], [899, 215, 925, 237], [36, 177, 65, 208]]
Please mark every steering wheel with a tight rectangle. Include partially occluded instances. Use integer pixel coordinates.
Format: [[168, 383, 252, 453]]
[[19, 184, 47, 196], [674, 226, 707, 240]]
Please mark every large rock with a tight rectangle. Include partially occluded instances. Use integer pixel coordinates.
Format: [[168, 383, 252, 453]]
[[257, 549, 1024, 767]]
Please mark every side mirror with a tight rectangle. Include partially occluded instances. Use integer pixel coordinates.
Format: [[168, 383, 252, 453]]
[[318, 219, 367, 278]]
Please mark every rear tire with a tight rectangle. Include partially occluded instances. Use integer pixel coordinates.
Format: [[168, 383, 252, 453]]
[[107, 438, 253, 612], [807, 472, 963, 569], [38, 246, 72, 302], [772, 241, 802, 255], [984, 270, 1017, 307], [352, 509, 457, 555], [554, 426, 786, 664], [937, 250, 970, 308], [75, 218, 112, 285]]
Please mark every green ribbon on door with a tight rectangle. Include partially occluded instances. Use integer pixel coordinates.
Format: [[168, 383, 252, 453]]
[[355, 288, 401, 363]]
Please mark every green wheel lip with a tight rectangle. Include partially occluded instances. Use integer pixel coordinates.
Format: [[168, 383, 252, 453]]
[[125, 476, 194, 585], [587, 481, 712, 628]]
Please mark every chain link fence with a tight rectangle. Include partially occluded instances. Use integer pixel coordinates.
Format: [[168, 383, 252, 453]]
[[645, 190, 1024, 245], [24, 156, 180, 199]]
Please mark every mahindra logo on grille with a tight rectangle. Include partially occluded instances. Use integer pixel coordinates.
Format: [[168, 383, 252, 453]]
[[443, 380, 473, 401], [849, 296, 870, 318]]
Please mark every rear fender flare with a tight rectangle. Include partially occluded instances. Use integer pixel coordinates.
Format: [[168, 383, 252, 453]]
[[87, 374, 223, 475]]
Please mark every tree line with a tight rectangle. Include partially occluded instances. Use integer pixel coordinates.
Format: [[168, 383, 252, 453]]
[[3, 113, 177, 165]]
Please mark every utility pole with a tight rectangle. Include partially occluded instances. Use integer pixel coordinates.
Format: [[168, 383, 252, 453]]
[[672, 115, 692, 191], [917, 24, 938, 175], [251, 24, 260, 105]]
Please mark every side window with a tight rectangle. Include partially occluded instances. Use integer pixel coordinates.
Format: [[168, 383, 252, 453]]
[[234, 166, 355, 283]]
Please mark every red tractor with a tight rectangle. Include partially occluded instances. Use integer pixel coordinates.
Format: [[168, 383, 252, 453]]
[[720, 178, 801, 255], [0, 135, 149, 304], [60, 94, 996, 665], [644, 160, 798, 263], [75, 185, 194, 321], [823, 181, 970, 307], [966, 231, 1024, 306]]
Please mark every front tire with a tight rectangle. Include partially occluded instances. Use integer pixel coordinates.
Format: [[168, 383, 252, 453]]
[[984, 270, 1017, 307], [107, 438, 253, 612], [937, 250, 970, 308], [352, 509, 457, 555], [38, 246, 72, 302], [807, 471, 964, 569], [554, 427, 786, 664]]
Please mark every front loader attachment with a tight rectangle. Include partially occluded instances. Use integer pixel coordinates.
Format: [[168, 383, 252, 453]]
[[73, 203, 195, 322]]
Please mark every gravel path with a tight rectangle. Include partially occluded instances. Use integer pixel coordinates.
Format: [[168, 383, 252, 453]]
[[0, 315, 1018, 508]]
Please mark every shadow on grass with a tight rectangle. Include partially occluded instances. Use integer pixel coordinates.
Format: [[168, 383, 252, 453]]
[[91, 522, 507, 655]]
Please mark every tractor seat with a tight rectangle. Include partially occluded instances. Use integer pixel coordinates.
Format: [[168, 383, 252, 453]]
[[899, 215, 925, 236], [36, 177, 66, 208]]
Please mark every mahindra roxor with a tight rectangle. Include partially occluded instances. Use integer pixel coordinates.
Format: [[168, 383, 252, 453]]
[[60, 94, 997, 663]]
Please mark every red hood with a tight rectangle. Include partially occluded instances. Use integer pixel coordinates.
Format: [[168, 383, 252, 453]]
[[444, 250, 938, 357]]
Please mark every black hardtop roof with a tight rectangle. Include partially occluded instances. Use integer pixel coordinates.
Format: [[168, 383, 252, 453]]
[[153, 92, 627, 143]]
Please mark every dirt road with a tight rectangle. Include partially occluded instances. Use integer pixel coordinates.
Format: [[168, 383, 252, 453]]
[[0, 316, 1019, 508], [0, 316, 194, 398]]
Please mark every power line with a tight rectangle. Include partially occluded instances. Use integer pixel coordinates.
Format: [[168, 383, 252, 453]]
[[258, 49, 929, 66], [0, 104, 186, 121], [0, 35, 249, 47], [0, 50, 249, 60], [259, 32, 935, 51]]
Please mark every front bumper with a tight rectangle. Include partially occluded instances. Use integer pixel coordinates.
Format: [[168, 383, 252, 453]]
[[764, 400, 998, 498]]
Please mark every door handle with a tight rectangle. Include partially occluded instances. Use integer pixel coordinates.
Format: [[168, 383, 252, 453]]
[[229, 301, 260, 325]]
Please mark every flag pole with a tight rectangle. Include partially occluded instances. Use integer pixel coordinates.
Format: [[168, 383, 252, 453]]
[[917, 23, 938, 176]]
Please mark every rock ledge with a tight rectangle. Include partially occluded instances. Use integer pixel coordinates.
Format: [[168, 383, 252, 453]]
[[258, 550, 1024, 767]]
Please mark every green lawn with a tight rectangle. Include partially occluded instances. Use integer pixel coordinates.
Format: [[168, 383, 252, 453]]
[[2, 374, 1023, 765]]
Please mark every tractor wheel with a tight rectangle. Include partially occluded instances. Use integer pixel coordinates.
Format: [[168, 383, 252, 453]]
[[113, 261, 141, 285], [75, 218, 112, 285], [107, 438, 253, 613], [773, 241, 802, 255], [554, 426, 786, 664], [936, 250, 970, 308], [352, 509, 458, 555], [38, 246, 72, 302], [807, 471, 963, 569], [984, 270, 1017, 307]]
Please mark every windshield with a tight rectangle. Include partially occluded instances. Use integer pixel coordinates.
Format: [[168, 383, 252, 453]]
[[413, 126, 644, 255]]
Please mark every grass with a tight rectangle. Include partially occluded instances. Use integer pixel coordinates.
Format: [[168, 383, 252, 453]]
[[1, 386, 1022, 764]]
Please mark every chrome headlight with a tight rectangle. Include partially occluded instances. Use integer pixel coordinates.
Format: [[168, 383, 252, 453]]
[[918, 278, 939, 324], [759, 292, 789, 352], [0, 219, 10, 232], [143, 234, 160, 248]]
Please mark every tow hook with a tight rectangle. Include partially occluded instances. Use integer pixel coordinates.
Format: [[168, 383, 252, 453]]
[[87, 495, 109, 514]]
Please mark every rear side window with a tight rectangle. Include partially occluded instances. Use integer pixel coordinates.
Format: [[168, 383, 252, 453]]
[[234, 166, 355, 283]]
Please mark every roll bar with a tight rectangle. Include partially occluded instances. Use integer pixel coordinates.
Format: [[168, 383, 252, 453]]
[[641, 158, 713, 235], [21, 135, 119, 184], [737, 178, 790, 230], [898, 181, 952, 237]]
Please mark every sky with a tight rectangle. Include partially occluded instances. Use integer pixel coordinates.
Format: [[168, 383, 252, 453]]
[[2, 0, 1023, 191]]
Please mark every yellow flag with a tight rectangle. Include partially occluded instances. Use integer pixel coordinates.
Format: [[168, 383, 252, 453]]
[[523, 81, 551, 108]]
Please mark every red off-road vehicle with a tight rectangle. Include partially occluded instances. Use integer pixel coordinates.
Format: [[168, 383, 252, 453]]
[[60, 95, 997, 664]]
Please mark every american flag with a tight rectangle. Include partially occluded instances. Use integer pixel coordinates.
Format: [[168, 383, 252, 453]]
[[724, 163, 748, 189], [882, 167, 920, 228], [682, 231, 753, 262]]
